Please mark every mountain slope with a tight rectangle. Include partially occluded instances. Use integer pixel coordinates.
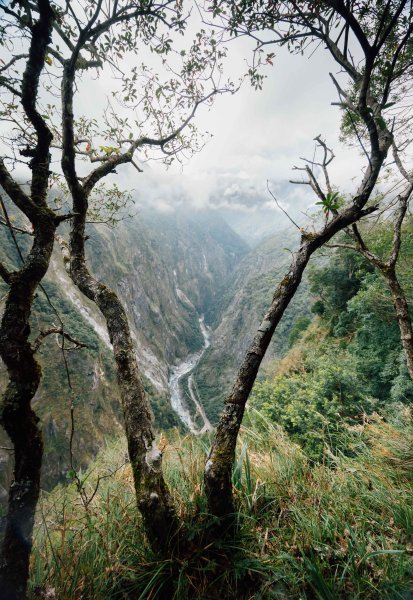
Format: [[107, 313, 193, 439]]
[[0, 209, 248, 500], [192, 229, 312, 421]]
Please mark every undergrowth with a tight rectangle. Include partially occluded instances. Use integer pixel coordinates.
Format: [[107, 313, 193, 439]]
[[30, 408, 413, 599]]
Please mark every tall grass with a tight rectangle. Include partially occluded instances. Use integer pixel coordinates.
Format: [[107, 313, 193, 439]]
[[30, 408, 413, 599]]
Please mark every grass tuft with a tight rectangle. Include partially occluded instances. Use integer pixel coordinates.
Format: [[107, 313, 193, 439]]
[[30, 408, 413, 599]]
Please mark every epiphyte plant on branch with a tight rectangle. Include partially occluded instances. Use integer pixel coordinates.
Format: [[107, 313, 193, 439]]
[[203, 0, 413, 519], [0, 0, 234, 596], [315, 191, 342, 219]]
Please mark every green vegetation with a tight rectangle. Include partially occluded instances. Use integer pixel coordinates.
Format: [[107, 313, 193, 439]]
[[250, 219, 413, 462], [3, 192, 413, 600], [30, 409, 413, 599]]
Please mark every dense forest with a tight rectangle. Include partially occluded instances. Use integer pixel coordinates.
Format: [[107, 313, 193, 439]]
[[0, 1, 413, 599]]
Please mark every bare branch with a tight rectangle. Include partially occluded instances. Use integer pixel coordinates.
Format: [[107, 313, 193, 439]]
[[0, 262, 12, 284], [0, 162, 38, 223], [314, 134, 335, 194], [326, 243, 358, 251], [392, 142, 413, 184], [33, 327, 88, 352], [0, 218, 33, 236], [388, 184, 413, 267], [0, 194, 25, 265], [305, 165, 326, 202], [266, 181, 301, 230], [323, 0, 372, 59]]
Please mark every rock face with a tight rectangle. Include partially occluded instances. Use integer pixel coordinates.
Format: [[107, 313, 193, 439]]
[[0, 209, 247, 497], [85, 210, 247, 386], [191, 229, 311, 422]]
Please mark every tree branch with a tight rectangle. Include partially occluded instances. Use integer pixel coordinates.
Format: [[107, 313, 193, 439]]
[[33, 327, 88, 352], [20, 0, 55, 205], [266, 181, 301, 230]]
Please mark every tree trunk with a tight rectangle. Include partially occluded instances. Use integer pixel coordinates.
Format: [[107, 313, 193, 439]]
[[204, 240, 312, 517], [0, 216, 56, 600], [204, 186, 390, 518], [67, 218, 179, 551], [60, 43, 179, 550], [384, 267, 413, 381]]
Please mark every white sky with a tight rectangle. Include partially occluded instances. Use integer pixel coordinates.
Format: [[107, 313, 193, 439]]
[[113, 35, 364, 221], [1, 3, 367, 227]]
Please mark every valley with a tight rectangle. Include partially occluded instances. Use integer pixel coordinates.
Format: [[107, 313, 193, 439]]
[[169, 317, 212, 434], [1, 207, 303, 504]]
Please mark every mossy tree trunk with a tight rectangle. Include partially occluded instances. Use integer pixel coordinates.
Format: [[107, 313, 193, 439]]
[[205, 140, 392, 519], [0, 2, 57, 596], [60, 56, 179, 551], [68, 220, 179, 549], [0, 214, 56, 599], [386, 268, 413, 380], [203, 0, 411, 521], [348, 182, 413, 382]]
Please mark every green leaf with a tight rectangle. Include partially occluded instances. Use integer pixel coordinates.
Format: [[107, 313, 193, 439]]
[[376, 116, 386, 130]]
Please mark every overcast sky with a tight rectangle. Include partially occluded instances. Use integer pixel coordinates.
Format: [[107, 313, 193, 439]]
[[105, 27, 362, 218], [112, 33, 364, 227], [1, 3, 366, 231]]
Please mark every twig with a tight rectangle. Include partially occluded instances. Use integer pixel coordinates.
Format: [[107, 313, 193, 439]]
[[266, 181, 301, 230], [0, 217, 33, 236], [33, 327, 88, 352], [0, 262, 11, 284], [0, 194, 25, 264]]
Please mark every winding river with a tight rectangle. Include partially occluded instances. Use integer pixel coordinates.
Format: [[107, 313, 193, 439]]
[[168, 317, 213, 434]]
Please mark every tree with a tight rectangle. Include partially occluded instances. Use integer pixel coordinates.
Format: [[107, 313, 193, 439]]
[[328, 151, 413, 381], [204, 0, 413, 518], [0, 0, 229, 594], [55, 0, 229, 552], [0, 2, 73, 597]]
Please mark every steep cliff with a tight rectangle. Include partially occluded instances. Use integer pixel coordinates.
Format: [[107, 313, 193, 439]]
[[191, 229, 311, 422]]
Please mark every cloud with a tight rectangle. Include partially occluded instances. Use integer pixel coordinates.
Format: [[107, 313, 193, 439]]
[[110, 39, 365, 220], [0, 16, 366, 224]]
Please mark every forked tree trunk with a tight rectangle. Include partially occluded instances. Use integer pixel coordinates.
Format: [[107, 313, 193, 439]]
[[0, 216, 56, 599], [384, 267, 413, 381], [60, 39, 180, 548]]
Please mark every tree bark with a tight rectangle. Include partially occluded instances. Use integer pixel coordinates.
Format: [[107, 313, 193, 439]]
[[0, 214, 56, 599], [384, 267, 413, 381], [350, 183, 413, 383], [60, 40, 180, 549], [66, 218, 179, 550], [205, 240, 312, 517], [0, 1, 56, 596], [205, 183, 390, 518]]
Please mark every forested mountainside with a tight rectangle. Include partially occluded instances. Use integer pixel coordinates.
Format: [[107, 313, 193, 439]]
[[250, 218, 413, 459], [0, 208, 248, 498]]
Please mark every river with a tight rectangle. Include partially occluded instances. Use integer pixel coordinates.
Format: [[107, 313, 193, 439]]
[[168, 317, 213, 434]]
